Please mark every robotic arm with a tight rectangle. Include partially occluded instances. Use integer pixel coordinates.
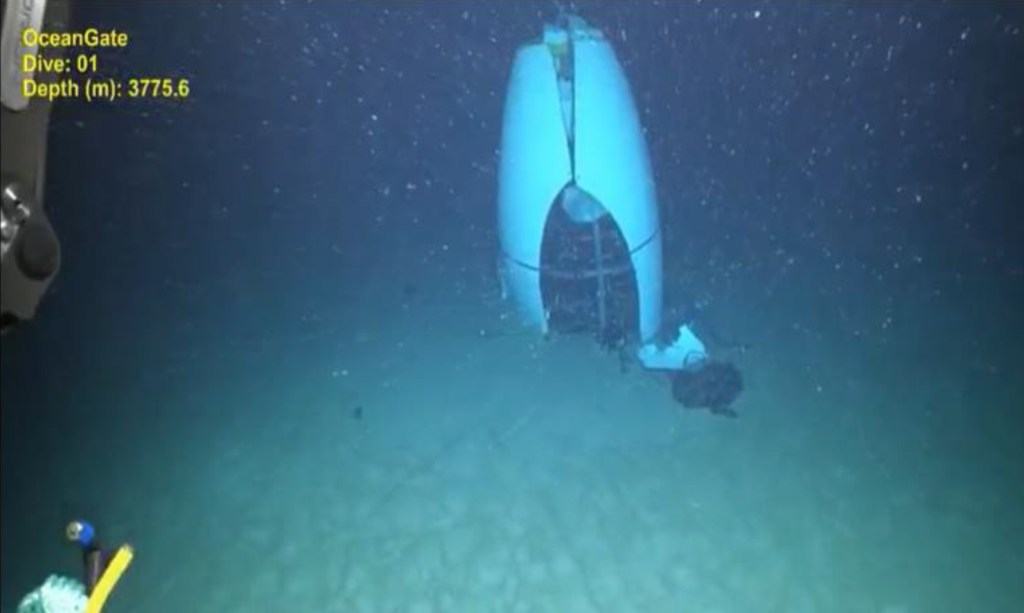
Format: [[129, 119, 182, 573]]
[[16, 521, 134, 613], [3, 1, 136, 610], [0, 0, 68, 333]]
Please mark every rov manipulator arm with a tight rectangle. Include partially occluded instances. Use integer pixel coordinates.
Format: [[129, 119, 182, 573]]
[[1, 0, 71, 333]]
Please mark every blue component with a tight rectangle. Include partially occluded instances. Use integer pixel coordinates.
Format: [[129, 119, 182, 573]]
[[75, 521, 95, 547]]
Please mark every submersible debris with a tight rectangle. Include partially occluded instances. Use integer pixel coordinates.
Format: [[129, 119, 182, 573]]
[[671, 360, 744, 418]]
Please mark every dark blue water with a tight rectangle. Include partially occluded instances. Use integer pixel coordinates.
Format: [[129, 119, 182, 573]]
[[2, 2, 1021, 611]]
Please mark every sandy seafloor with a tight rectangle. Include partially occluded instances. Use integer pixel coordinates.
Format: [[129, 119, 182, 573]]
[[2, 254, 1021, 613]]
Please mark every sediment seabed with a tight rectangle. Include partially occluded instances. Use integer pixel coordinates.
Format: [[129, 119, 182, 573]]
[[168, 386, 882, 613]]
